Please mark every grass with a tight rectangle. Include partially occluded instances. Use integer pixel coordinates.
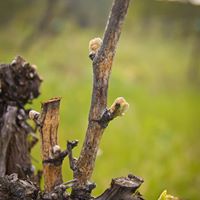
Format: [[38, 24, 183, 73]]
[[1, 18, 200, 199]]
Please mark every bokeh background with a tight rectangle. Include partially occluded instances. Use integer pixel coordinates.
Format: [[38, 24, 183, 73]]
[[0, 0, 200, 199]]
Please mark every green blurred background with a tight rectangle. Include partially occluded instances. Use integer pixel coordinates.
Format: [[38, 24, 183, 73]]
[[0, 0, 200, 199]]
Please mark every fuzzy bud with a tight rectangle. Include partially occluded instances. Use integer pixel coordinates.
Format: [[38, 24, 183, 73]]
[[110, 97, 129, 117], [52, 145, 61, 156], [29, 110, 40, 120], [89, 37, 102, 60]]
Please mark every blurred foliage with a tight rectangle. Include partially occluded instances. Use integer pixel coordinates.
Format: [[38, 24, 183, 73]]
[[158, 190, 179, 200], [0, 0, 200, 200]]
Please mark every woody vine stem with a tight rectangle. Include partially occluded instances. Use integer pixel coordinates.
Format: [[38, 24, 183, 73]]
[[72, 0, 131, 197]]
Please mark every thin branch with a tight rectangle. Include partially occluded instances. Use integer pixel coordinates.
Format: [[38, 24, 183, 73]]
[[42, 140, 78, 168], [29, 110, 41, 126], [67, 140, 78, 171], [73, 0, 131, 195]]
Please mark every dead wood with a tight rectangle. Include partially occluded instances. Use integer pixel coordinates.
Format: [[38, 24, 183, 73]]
[[95, 175, 144, 200], [0, 173, 39, 200], [0, 56, 42, 179], [39, 97, 63, 192], [29, 98, 78, 193]]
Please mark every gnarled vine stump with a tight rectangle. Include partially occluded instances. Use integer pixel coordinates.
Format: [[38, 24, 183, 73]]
[[0, 56, 42, 179]]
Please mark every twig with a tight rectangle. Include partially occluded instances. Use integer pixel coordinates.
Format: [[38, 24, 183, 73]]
[[73, 0, 131, 195], [29, 110, 41, 126], [67, 140, 78, 171]]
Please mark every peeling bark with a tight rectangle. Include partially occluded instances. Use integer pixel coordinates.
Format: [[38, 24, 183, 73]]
[[39, 97, 63, 192]]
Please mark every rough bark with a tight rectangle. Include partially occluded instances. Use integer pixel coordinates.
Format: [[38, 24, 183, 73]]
[[0, 174, 39, 200], [72, 0, 131, 196], [28, 99, 79, 199], [39, 97, 63, 192], [0, 56, 42, 179], [95, 175, 144, 200], [0, 106, 17, 176]]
